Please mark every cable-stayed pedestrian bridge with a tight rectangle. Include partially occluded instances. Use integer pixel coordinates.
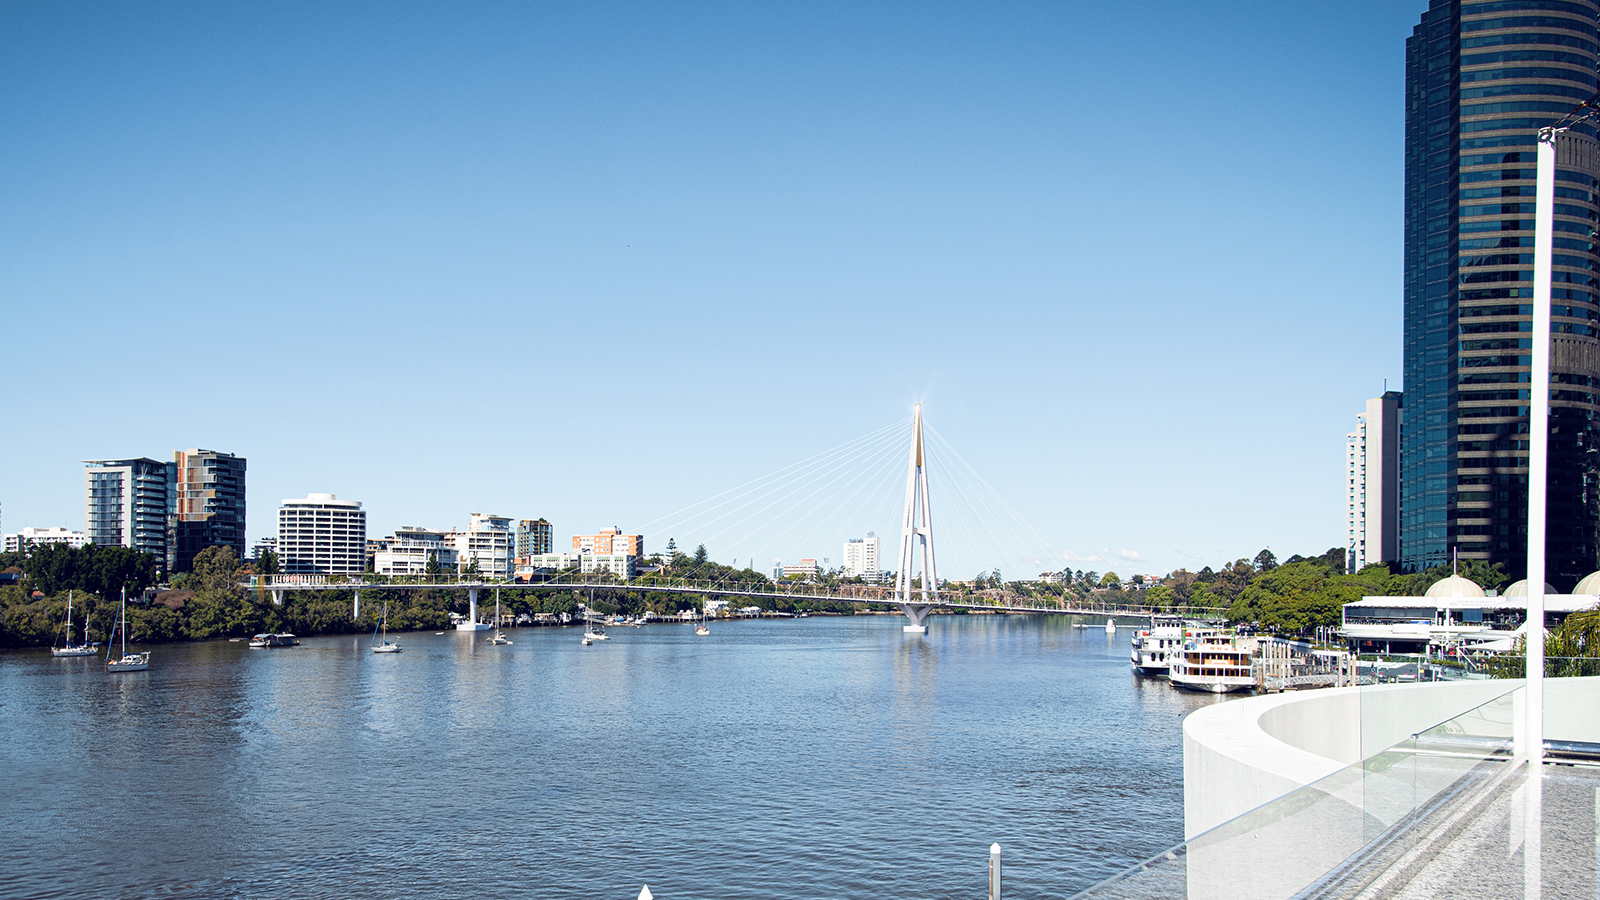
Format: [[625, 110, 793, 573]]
[[241, 571, 1218, 623], [243, 405, 1219, 632]]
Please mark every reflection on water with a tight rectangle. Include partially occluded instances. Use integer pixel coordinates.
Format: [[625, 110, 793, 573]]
[[0, 615, 1229, 899]]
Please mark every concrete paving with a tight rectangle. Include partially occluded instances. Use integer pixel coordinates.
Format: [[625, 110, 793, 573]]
[[1354, 760, 1597, 900]]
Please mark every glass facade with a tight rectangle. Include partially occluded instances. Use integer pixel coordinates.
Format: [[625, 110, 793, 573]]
[[1403, 0, 1600, 585], [171, 449, 247, 573]]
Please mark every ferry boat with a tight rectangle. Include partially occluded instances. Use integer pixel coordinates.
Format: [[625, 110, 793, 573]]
[[1168, 634, 1256, 693], [1130, 615, 1186, 676]]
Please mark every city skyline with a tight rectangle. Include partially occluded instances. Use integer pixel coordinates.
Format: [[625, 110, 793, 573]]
[[1, 2, 1427, 579]]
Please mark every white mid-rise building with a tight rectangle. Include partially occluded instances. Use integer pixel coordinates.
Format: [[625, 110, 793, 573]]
[[3, 526, 89, 554], [1346, 392, 1401, 574], [374, 528, 459, 576], [782, 559, 822, 578], [450, 513, 514, 577], [517, 551, 636, 579], [277, 493, 368, 575], [843, 533, 881, 582]]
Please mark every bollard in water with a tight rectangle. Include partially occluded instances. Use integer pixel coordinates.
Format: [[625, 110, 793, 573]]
[[988, 843, 1001, 900]]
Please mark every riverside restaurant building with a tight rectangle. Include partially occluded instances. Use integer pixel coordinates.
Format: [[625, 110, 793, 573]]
[[1339, 572, 1600, 656]]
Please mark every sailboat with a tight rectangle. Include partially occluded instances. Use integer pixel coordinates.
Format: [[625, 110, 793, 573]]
[[582, 605, 607, 645], [105, 588, 150, 672], [694, 602, 710, 636], [52, 590, 96, 657], [488, 589, 512, 645], [371, 602, 402, 653]]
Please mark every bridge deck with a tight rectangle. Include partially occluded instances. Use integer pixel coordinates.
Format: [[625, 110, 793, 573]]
[[239, 577, 1218, 618]]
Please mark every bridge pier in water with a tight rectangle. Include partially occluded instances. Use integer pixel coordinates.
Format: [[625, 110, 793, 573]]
[[899, 603, 933, 634]]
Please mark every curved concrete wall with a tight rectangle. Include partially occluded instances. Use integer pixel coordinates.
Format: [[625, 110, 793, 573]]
[[1183, 677, 1600, 839], [1179, 677, 1599, 900]]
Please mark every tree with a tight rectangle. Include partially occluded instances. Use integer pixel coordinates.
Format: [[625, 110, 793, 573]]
[[693, 544, 709, 565], [1100, 572, 1120, 588], [191, 545, 242, 593], [257, 551, 279, 576], [1146, 584, 1174, 608], [425, 551, 442, 576], [1254, 549, 1278, 572]]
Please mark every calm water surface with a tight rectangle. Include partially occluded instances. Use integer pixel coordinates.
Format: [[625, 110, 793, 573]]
[[0, 615, 1232, 899]]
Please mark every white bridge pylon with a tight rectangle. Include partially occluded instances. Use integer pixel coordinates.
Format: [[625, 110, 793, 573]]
[[894, 404, 939, 634]]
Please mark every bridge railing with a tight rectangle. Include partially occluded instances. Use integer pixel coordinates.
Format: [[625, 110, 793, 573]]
[[240, 573, 1226, 616]]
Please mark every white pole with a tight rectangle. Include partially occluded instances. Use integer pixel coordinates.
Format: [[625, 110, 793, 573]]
[[1529, 126, 1556, 764], [989, 842, 1002, 900]]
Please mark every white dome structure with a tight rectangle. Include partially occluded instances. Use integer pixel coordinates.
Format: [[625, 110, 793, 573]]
[[1573, 571, 1600, 595], [1502, 579, 1558, 597], [1424, 574, 1486, 599]]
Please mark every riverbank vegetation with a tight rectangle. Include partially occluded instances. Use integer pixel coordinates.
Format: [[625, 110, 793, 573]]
[[0, 538, 1538, 648], [0, 543, 875, 649], [981, 547, 1512, 637]]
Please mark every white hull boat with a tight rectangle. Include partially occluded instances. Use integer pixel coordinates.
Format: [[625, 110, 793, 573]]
[[1169, 636, 1255, 693], [371, 603, 403, 653], [1131, 615, 1186, 676], [105, 588, 150, 674], [53, 591, 97, 657]]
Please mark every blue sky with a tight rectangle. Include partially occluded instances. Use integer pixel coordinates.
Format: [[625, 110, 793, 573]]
[[1, 1, 1427, 580]]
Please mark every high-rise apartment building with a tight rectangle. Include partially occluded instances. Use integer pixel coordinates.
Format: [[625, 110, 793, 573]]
[[452, 513, 515, 577], [276, 493, 367, 575], [170, 449, 246, 572], [1402, 1, 1600, 585], [572, 526, 643, 558], [83, 458, 174, 562], [843, 533, 882, 582], [517, 518, 552, 557], [1347, 393, 1403, 574]]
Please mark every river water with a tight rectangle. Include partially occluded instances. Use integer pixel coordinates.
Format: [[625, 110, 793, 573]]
[[0, 614, 1231, 899]]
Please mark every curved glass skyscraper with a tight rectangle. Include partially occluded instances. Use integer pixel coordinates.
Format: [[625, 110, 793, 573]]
[[1403, 0, 1600, 586]]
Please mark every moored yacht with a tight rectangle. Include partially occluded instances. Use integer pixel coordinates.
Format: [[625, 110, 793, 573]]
[[1130, 615, 1186, 676], [1169, 634, 1256, 693], [52, 591, 97, 658]]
